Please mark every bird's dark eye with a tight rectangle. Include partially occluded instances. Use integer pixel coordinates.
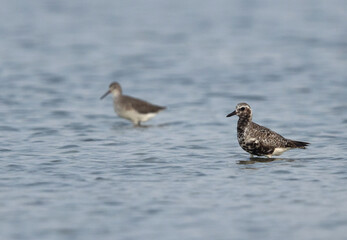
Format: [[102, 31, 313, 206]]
[[240, 107, 245, 111]]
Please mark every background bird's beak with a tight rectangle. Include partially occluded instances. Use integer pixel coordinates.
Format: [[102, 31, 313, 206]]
[[226, 111, 236, 117], [100, 90, 111, 100]]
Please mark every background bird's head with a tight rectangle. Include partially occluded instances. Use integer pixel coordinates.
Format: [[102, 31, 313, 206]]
[[100, 82, 122, 99]]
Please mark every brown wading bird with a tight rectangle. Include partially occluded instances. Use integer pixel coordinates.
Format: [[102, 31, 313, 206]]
[[100, 82, 166, 126], [226, 103, 309, 158]]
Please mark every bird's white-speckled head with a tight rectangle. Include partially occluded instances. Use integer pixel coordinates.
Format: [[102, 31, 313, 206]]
[[226, 102, 252, 119]]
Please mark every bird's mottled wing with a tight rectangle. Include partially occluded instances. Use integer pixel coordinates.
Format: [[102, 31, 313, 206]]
[[247, 122, 288, 148], [121, 95, 165, 114]]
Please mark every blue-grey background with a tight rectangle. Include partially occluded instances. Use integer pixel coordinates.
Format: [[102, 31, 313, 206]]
[[0, 0, 347, 239]]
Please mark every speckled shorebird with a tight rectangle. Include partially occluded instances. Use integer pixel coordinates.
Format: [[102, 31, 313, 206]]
[[226, 103, 309, 158], [100, 82, 166, 126]]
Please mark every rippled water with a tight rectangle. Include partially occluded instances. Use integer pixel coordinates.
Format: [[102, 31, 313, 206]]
[[1, 0, 347, 239]]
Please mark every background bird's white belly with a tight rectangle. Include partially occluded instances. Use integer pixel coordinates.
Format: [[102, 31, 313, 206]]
[[116, 109, 156, 123], [138, 112, 157, 122]]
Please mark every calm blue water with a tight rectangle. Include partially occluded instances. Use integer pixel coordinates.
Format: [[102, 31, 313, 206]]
[[1, 0, 347, 239]]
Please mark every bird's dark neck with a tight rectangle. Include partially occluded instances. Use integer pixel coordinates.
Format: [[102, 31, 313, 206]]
[[237, 117, 251, 132]]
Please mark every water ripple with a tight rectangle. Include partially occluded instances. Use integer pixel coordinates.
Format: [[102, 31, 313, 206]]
[[58, 145, 79, 149], [271, 170, 291, 174], [0, 126, 19, 132], [30, 128, 59, 137], [231, 94, 267, 101], [0, 148, 11, 152], [51, 110, 71, 118]]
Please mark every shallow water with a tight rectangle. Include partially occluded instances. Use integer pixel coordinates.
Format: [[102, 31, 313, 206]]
[[1, 0, 347, 239]]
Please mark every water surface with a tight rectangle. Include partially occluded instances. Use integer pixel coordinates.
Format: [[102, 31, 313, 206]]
[[0, 0, 347, 239]]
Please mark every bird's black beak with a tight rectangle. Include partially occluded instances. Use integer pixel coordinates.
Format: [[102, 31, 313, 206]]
[[226, 111, 236, 117], [100, 90, 111, 100]]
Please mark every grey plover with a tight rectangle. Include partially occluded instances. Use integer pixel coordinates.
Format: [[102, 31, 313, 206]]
[[100, 82, 166, 126], [226, 103, 309, 158]]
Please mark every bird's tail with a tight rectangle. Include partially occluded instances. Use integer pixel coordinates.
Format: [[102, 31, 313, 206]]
[[158, 106, 166, 111], [287, 140, 310, 149]]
